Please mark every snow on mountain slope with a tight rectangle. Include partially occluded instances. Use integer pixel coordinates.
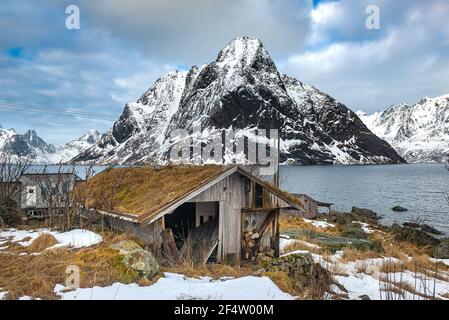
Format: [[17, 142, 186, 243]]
[[0, 127, 100, 164], [358, 94, 449, 163], [73, 37, 405, 165], [37, 129, 101, 164], [71, 71, 187, 164], [0, 127, 56, 159]]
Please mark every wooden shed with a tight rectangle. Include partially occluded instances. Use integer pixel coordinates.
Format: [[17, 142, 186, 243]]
[[77, 165, 304, 265], [293, 194, 332, 219]]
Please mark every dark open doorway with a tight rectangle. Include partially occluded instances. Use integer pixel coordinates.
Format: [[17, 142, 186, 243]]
[[164, 202, 196, 248]]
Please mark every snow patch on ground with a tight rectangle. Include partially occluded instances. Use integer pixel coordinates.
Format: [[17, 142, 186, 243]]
[[303, 219, 335, 229], [430, 258, 449, 266], [352, 221, 375, 233], [0, 228, 102, 250], [280, 236, 320, 253], [54, 272, 294, 300]]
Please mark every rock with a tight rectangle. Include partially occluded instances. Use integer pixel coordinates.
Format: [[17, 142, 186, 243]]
[[265, 253, 332, 296], [110, 240, 142, 254], [326, 207, 380, 226], [421, 224, 444, 235], [340, 224, 368, 239], [432, 239, 449, 259], [351, 207, 379, 219], [110, 240, 159, 279], [359, 294, 371, 300], [326, 212, 352, 225], [392, 206, 408, 212], [391, 224, 440, 247], [402, 222, 444, 235], [402, 222, 420, 228]]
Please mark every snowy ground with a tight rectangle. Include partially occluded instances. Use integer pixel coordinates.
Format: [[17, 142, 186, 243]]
[[54, 273, 294, 300], [303, 219, 335, 229], [279, 235, 320, 252], [0, 228, 102, 251], [283, 247, 449, 300]]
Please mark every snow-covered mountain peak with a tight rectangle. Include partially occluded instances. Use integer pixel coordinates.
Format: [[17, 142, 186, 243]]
[[359, 93, 449, 163], [216, 37, 265, 67], [73, 129, 100, 145], [72, 37, 404, 165]]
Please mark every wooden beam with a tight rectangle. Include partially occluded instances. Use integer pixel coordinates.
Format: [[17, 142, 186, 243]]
[[252, 210, 276, 254]]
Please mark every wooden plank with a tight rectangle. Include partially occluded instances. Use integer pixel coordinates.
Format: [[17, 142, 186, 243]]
[[180, 218, 219, 265]]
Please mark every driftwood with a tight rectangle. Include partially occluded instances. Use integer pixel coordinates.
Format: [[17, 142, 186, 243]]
[[161, 228, 180, 264]]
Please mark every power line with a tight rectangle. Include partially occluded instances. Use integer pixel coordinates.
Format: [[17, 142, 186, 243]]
[[0, 101, 119, 121]]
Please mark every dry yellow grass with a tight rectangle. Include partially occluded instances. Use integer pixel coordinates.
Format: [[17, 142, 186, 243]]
[[340, 247, 381, 263], [27, 234, 58, 253], [162, 261, 255, 280], [281, 240, 321, 255], [279, 215, 341, 236], [0, 232, 141, 300], [263, 271, 295, 295]]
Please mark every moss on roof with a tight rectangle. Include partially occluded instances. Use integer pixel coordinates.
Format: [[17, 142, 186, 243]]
[[76, 165, 234, 220]]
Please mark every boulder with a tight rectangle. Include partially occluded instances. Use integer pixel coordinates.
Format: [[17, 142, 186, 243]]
[[391, 224, 440, 247], [432, 239, 449, 259], [340, 224, 368, 239], [326, 207, 380, 226], [111, 240, 159, 279], [420, 224, 444, 235], [351, 207, 380, 223], [265, 253, 332, 295], [392, 206, 408, 212], [402, 222, 420, 228], [402, 222, 444, 236]]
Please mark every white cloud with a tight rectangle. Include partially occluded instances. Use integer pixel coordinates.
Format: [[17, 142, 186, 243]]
[[280, 0, 449, 113]]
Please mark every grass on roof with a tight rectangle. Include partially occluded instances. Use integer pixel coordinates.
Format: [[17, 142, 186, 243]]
[[74, 165, 232, 219]]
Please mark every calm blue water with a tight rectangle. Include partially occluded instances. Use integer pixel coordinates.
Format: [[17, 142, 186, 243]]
[[280, 164, 449, 234], [26, 165, 108, 179]]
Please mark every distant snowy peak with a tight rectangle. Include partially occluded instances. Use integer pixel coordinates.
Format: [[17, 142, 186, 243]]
[[358, 94, 449, 163], [73, 36, 405, 165], [0, 127, 100, 164], [0, 127, 56, 157]]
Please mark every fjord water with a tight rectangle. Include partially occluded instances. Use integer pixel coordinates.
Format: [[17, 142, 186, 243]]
[[280, 164, 449, 234]]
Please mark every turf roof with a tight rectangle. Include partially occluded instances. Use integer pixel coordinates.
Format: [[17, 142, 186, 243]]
[[76, 165, 234, 221]]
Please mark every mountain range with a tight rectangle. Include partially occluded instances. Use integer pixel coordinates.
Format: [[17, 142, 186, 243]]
[[71, 37, 404, 165], [0, 126, 100, 164], [3, 37, 446, 165], [357, 94, 449, 163]]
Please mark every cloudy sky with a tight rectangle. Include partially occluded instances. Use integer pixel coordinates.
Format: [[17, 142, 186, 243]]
[[1, 0, 448, 145]]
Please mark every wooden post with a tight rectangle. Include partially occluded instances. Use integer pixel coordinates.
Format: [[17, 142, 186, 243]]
[[274, 208, 280, 258]]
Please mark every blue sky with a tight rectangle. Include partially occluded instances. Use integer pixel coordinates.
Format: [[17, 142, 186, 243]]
[[1, 0, 448, 145]]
